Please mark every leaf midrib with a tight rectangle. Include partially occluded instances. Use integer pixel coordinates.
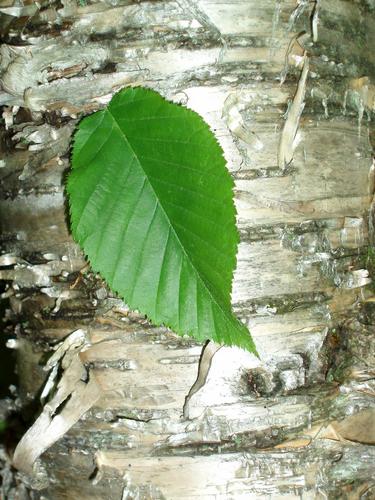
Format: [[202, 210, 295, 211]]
[[105, 106, 237, 334]]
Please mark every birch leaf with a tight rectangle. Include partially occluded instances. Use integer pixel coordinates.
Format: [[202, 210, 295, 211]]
[[68, 87, 256, 353]]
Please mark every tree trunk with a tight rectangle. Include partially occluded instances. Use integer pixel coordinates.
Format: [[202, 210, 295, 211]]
[[1, 0, 374, 498]]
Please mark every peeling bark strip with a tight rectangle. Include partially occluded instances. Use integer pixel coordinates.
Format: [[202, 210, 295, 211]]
[[183, 341, 222, 419], [13, 330, 101, 474], [278, 54, 309, 169], [0, 0, 374, 497]]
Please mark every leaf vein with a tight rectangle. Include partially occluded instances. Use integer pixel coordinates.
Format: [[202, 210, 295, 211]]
[[103, 104, 249, 350]]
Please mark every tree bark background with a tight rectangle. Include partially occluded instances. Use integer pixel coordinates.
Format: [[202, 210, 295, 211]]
[[0, 0, 374, 498]]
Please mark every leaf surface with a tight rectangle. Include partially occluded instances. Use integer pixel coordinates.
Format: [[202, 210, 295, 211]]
[[68, 87, 256, 352]]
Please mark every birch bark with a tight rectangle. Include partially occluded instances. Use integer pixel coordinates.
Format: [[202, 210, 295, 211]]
[[0, 0, 374, 498]]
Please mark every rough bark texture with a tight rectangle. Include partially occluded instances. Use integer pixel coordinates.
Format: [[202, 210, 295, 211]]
[[0, 0, 374, 498]]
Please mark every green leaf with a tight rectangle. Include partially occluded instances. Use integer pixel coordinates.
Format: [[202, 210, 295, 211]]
[[68, 87, 257, 353]]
